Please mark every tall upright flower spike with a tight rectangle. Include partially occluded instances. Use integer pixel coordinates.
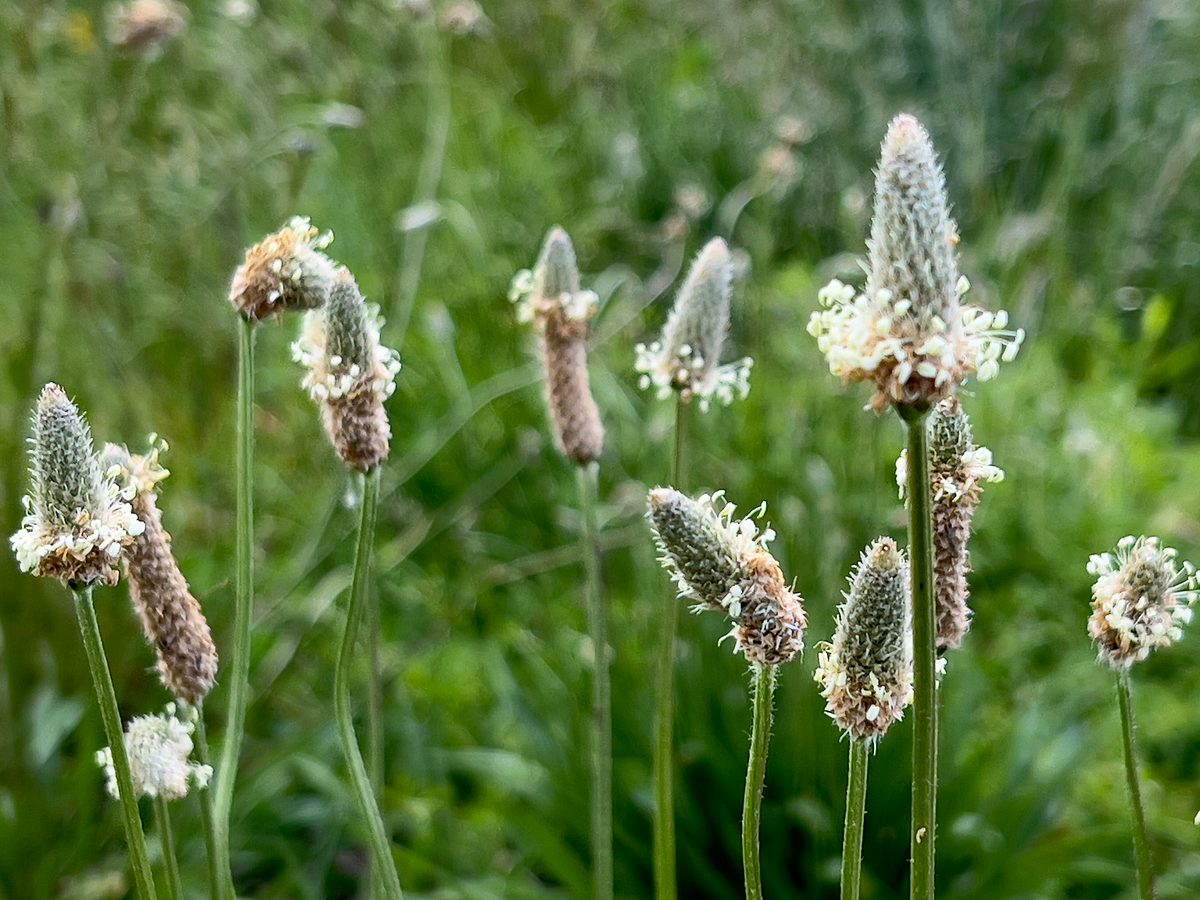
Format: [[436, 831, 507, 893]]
[[635, 238, 753, 412], [292, 268, 401, 471], [102, 440, 218, 705], [808, 115, 1024, 412], [1087, 536, 1199, 669], [229, 216, 338, 322], [815, 537, 913, 743], [896, 398, 1003, 649], [10, 384, 144, 587], [647, 487, 806, 666], [509, 226, 605, 465], [96, 703, 213, 801]]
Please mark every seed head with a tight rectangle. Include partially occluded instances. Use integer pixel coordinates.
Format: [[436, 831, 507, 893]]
[[104, 440, 218, 705], [108, 0, 187, 55], [814, 537, 913, 744], [509, 227, 605, 465], [10, 385, 144, 587], [808, 115, 1023, 412], [292, 268, 401, 471], [647, 487, 806, 666], [1087, 536, 1199, 669], [96, 703, 212, 801], [635, 238, 753, 411], [229, 217, 338, 322]]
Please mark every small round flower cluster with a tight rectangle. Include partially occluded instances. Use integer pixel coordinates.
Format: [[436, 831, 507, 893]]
[[1087, 535, 1199, 669], [108, 0, 188, 55], [647, 487, 806, 667], [634, 340, 753, 412], [229, 216, 338, 322], [96, 703, 212, 801]]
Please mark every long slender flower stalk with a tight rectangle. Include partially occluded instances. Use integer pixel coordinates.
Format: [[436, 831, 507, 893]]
[[1086, 535, 1199, 898], [647, 487, 806, 899], [808, 114, 1022, 900], [192, 708, 226, 900], [511, 227, 611, 898], [154, 796, 184, 900]]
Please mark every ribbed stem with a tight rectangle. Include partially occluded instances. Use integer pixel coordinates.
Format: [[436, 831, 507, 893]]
[[901, 407, 936, 900], [367, 580, 384, 900], [1117, 672, 1155, 900], [841, 740, 870, 900], [742, 664, 776, 900], [155, 796, 184, 900], [193, 710, 232, 900], [577, 462, 612, 900], [72, 586, 158, 900], [335, 469, 404, 899], [214, 317, 255, 895], [653, 399, 687, 900]]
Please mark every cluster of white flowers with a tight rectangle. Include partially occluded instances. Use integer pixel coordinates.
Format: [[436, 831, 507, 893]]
[[634, 340, 753, 412], [696, 490, 775, 616], [10, 479, 144, 578], [291, 305, 401, 405], [896, 445, 1004, 503], [96, 703, 212, 801], [508, 267, 599, 326], [102, 434, 171, 498], [1087, 536, 1199, 668]]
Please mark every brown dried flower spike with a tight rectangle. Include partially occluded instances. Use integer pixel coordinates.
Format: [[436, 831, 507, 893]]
[[229, 217, 338, 322]]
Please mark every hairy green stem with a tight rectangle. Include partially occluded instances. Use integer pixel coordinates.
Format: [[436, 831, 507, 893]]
[[367, 569, 384, 900], [841, 740, 870, 900], [742, 664, 776, 900], [72, 586, 158, 900], [901, 407, 936, 900], [155, 796, 184, 900], [214, 317, 255, 894], [1117, 673, 1155, 899], [577, 463, 612, 900], [653, 400, 688, 900], [336, 469, 404, 899], [193, 710, 232, 900]]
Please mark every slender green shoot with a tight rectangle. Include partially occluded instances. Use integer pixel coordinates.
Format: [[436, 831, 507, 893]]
[[193, 709, 232, 900], [841, 740, 870, 900], [900, 407, 937, 900], [154, 796, 184, 900], [742, 664, 776, 900], [72, 586, 158, 900], [1117, 672, 1155, 900], [335, 468, 404, 899], [367, 588, 385, 900]]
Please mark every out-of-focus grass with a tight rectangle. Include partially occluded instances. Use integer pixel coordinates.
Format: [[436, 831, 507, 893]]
[[2, 0, 1200, 897]]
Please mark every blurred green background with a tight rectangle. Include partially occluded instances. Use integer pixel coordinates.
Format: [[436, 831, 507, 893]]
[[3, 0, 1200, 897]]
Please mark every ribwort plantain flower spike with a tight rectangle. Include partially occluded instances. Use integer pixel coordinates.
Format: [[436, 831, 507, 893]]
[[896, 398, 1003, 649], [510, 226, 605, 465], [107, 0, 188, 55], [814, 537, 913, 744], [1087, 536, 1199, 669], [230, 216, 338, 322], [808, 115, 1023, 412], [10, 384, 144, 587], [292, 268, 401, 471], [102, 439, 218, 705], [647, 487, 806, 666], [96, 703, 212, 801], [635, 238, 753, 412]]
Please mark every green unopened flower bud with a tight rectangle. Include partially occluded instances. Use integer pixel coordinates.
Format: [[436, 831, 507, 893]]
[[10, 384, 144, 587], [814, 537, 912, 743], [96, 703, 212, 801], [229, 217, 337, 322]]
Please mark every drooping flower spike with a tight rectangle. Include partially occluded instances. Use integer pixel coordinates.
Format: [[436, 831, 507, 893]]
[[229, 216, 338, 322], [96, 703, 212, 801], [647, 487, 806, 666], [1087, 535, 1199, 669], [808, 115, 1023, 412], [636, 238, 753, 412], [10, 384, 144, 587]]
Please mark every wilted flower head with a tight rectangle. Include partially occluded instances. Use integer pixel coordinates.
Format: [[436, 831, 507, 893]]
[[808, 115, 1023, 412], [635, 238, 753, 412], [896, 398, 1003, 649], [1087, 536, 1199, 669], [96, 703, 212, 801], [10, 385, 144, 587], [103, 439, 218, 705], [647, 487, 806, 666], [229, 216, 337, 322], [814, 537, 913, 743], [107, 0, 187, 55], [292, 268, 401, 471], [509, 227, 605, 465]]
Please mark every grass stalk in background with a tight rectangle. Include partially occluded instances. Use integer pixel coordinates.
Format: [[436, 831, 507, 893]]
[[900, 407, 937, 900], [841, 740, 869, 900], [154, 796, 184, 900], [367, 591, 385, 900], [576, 462, 612, 900], [335, 468, 404, 899], [72, 585, 158, 900], [1116, 673, 1154, 900], [653, 399, 688, 900], [192, 709, 230, 900], [742, 664, 776, 900]]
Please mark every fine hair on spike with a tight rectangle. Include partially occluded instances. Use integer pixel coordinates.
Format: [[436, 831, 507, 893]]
[[230, 217, 338, 322]]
